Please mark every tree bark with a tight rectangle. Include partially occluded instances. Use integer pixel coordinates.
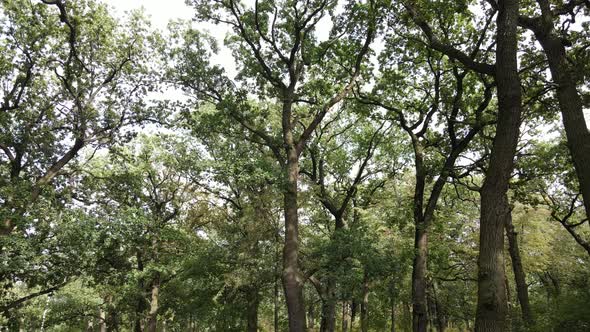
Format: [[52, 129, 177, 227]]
[[147, 274, 160, 332], [505, 218, 534, 327], [274, 227, 281, 332], [99, 307, 107, 332], [475, 0, 521, 330], [247, 288, 260, 332], [519, 4, 590, 221], [412, 225, 428, 332], [282, 99, 306, 332], [411, 143, 429, 332], [319, 277, 336, 332]]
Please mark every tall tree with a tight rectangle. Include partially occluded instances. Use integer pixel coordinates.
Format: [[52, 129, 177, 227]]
[[170, 1, 379, 329], [517, 0, 590, 220], [402, 1, 524, 330], [476, 0, 522, 330], [359, 22, 494, 329]]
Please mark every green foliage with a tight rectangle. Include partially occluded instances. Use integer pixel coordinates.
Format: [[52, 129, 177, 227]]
[[2, 0, 590, 331]]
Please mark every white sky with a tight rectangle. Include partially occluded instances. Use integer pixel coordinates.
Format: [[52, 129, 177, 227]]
[[102, 0, 590, 127], [103, 0, 238, 76], [102, 0, 335, 79], [102, 0, 192, 29]]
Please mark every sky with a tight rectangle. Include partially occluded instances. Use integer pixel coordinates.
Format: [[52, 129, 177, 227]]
[[101, 0, 333, 79], [102, 0, 192, 29], [103, 0, 239, 76], [102, 0, 590, 126]]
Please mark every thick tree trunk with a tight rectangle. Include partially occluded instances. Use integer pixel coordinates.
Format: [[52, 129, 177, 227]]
[[282, 144, 306, 332], [147, 274, 160, 332], [475, 0, 521, 331], [505, 218, 534, 326], [530, 19, 590, 220], [319, 276, 337, 332], [319, 302, 337, 332], [410, 143, 433, 332], [412, 225, 428, 332], [320, 299, 336, 332], [247, 288, 260, 332]]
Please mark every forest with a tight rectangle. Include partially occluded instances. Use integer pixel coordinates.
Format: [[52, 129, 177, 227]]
[[0, 0, 589, 331]]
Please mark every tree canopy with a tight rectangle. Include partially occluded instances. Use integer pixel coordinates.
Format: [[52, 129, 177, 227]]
[[1, 0, 589, 332]]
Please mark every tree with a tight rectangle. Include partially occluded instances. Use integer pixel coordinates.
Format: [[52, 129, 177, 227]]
[[301, 105, 397, 332], [517, 0, 590, 221], [359, 16, 495, 330], [78, 134, 198, 331], [402, 1, 523, 330], [0, 0, 159, 236], [475, 0, 522, 330], [169, 1, 379, 329]]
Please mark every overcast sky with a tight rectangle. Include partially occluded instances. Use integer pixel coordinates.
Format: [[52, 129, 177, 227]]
[[102, 0, 192, 29], [102, 0, 239, 77], [101, 0, 590, 125]]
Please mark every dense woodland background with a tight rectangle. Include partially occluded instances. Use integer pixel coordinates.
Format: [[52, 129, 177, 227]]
[[0, 0, 589, 331]]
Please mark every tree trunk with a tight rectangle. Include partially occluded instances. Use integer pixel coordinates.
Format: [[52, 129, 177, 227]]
[[431, 282, 446, 332], [147, 274, 160, 332], [526, 16, 590, 221], [505, 218, 534, 327], [390, 299, 396, 332], [247, 288, 260, 332], [319, 277, 337, 332], [320, 300, 337, 332], [282, 132, 306, 331], [360, 273, 370, 332], [411, 142, 430, 332], [351, 300, 357, 325], [99, 308, 107, 332], [427, 290, 436, 332], [412, 225, 428, 332], [475, 0, 521, 330]]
